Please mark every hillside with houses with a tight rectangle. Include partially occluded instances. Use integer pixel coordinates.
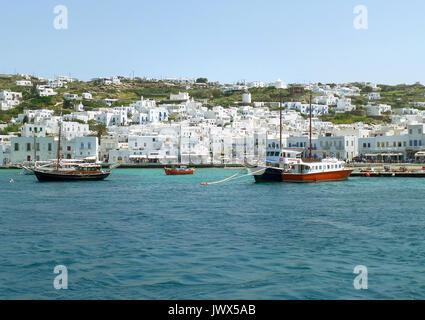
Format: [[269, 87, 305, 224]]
[[2, 73, 425, 166]]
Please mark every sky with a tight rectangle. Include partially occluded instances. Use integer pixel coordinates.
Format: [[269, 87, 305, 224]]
[[1, 0, 425, 84]]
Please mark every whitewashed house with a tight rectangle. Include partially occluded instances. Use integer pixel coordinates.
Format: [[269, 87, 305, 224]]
[[170, 92, 190, 101], [15, 80, 32, 86], [0, 90, 22, 110], [365, 103, 391, 116], [63, 93, 79, 100], [36, 85, 57, 97], [367, 92, 381, 101], [335, 97, 356, 113], [82, 92, 93, 100]]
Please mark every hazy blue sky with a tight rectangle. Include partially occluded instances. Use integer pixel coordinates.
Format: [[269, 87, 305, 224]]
[[1, 0, 424, 84]]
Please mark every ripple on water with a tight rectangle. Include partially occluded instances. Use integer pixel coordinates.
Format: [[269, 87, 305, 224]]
[[1, 169, 425, 299]]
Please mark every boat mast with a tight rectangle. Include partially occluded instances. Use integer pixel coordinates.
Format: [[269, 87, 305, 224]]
[[177, 124, 182, 165], [188, 133, 191, 166], [309, 91, 312, 159], [279, 94, 282, 152], [56, 119, 62, 171], [33, 132, 36, 164]]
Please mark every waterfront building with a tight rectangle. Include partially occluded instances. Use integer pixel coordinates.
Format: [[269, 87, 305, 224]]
[[9, 136, 98, 164]]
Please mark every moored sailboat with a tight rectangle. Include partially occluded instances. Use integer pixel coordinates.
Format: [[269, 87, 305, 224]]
[[26, 119, 118, 182], [248, 93, 353, 183]]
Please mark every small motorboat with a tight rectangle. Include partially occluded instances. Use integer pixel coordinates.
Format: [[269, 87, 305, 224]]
[[164, 165, 194, 175]]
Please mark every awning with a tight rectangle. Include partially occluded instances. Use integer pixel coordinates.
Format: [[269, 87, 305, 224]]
[[365, 153, 403, 157], [148, 155, 161, 159]]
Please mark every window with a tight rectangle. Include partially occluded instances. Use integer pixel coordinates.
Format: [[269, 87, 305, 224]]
[[67, 146, 71, 151], [403, 141, 407, 147], [36, 143, 40, 151], [88, 142, 91, 149], [48, 143, 52, 151], [81, 142, 84, 149], [26, 143, 31, 151], [14, 143, 19, 151]]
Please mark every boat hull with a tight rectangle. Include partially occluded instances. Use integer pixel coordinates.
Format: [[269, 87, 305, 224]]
[[253, 167, 353, 183], [34, 170, 110, 182], [164, 167, 194, 175]]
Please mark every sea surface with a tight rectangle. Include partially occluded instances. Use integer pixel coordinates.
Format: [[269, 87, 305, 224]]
[[1, 168, 425, 299]]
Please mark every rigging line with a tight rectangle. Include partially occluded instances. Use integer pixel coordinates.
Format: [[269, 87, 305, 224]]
[[201, 167, 265, 185]]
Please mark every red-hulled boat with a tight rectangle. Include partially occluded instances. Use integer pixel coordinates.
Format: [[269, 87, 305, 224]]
[[247, 93, 353, 183], [164, 165, 194, 175], [248, 151, 352, 183]]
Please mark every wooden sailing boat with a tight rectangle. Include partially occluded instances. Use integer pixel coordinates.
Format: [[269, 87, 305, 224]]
[[29, 118, 115, 182], [248, 92, 353, 182]]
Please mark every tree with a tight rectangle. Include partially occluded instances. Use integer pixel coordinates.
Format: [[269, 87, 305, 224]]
[[196, 78, 208, 84], [88, 120, 108, 143], [167, 112, 180, 122]]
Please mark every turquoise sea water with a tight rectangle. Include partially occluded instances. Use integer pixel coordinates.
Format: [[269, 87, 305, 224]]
[[1, 168, 425, 299]]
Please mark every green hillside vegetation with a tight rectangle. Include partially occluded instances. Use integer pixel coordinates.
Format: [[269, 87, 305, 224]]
[[320, 109, 391, 125], [1, 74, 425, 126]]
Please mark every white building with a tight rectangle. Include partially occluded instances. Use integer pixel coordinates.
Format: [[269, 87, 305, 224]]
[[367, 92, 381, 100], [82, 92, 93, 100], [15, 80, 32, 86], [48, 79, 65, 88], [170, 92, 190, 101], [9, 136, 98, 164], [365, 103, 391, 116], [270, 78, 287, 89], [0, 90, 22, 110], [36, 85, 57, 97], [242, 92, 252, 104], [335, 97, 356, 113], [63, 93, 79, 100]]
